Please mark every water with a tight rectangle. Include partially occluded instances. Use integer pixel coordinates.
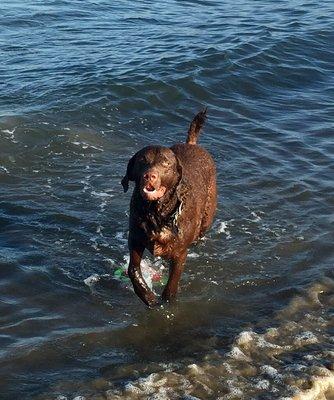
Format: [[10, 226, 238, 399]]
[[1, 0, 333, 399]]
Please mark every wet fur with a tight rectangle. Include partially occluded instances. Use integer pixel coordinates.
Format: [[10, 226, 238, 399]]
[[122, 109, 217, 307]]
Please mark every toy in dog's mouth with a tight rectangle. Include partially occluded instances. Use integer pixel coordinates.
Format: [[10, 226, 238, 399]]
[[142, 183, 166, 201]]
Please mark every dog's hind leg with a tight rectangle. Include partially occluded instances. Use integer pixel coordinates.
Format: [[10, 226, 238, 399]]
[[200, 177, 217, 237]]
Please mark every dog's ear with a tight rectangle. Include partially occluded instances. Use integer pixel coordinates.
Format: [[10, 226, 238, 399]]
[[121, 174, 129, 193], [121, 153, 137, 193], [175, 155, 183, 181]]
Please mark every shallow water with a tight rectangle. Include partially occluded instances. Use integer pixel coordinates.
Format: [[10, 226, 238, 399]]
[[0, 0, 333, 399]]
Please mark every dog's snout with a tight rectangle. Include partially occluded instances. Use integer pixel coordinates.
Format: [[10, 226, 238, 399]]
[[143, 171, 158, 183]]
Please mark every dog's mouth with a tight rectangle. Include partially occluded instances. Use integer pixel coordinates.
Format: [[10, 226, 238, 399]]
[[141, 183, 166, 201]]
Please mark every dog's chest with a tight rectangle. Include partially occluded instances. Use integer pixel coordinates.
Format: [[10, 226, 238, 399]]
[[132, 194, 182, 256], [136, 201, 180, 235], [149, 228, 175, 256]]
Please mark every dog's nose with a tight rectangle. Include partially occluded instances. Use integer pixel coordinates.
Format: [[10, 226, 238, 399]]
[[144, 171, 158, 183]]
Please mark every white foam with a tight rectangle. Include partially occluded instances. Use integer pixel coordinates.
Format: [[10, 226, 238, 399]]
[[71, 141, 103, 151], [217, 221, 228, 233], [188, 252, 200, 258], [255, 379, 270, 390], [115, 231, 127, 244], [123, 373, 181, 398], [85, 278, 334, 399], [0, 166, 9, 173], [293, 331, 318, 346], [216, 221, 232, 239], [260, 365, 283, 381], [2, 128, 15, 134], [91, 190, 114, 198], [124, 382, 142, 394], [83, 274, 100, 286], [250, 211, 262, 221], [226, 383, 243, 397], [2, 127, 18, 143], [91, 190, 114, 211], [236, 330, 254, 346], [292, 375, 334, 400], [80, 179, 90, 192], [187, 364, 203, 375], [228, 346, 250, 361]]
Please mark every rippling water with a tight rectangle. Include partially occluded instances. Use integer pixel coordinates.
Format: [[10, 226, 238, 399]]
[[1, 0, 333, 399]]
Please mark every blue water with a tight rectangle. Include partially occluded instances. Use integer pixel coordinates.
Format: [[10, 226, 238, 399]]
[[1, 1, 333, 399]]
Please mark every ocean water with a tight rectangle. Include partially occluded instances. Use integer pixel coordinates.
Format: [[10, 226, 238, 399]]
[[0, 0, 333, 399]]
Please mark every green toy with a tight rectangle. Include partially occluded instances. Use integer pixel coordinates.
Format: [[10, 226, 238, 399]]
[[113, 265, 168, 288]]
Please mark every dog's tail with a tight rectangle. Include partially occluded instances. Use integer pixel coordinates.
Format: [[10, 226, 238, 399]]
[[186, 107, 208, 145]]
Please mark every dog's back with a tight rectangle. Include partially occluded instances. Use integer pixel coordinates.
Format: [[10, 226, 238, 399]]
[[171, 142, 217, 242], [173, 107, 216, 238]]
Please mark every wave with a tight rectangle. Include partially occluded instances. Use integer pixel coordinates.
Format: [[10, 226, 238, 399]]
[[107, 278, 333, 399], [33, 277, 333, 400]]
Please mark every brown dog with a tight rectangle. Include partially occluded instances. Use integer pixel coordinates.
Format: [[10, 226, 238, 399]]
[[121, 109, 217, 307]]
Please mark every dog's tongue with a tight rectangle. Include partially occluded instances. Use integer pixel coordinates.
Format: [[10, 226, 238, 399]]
[[142, 184, 167, 201]]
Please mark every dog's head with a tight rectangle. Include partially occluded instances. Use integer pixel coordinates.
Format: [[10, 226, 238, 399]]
[[121, 146, 181, 201]]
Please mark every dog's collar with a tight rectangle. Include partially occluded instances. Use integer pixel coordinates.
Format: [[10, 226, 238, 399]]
[[163, 198, 182, 233]]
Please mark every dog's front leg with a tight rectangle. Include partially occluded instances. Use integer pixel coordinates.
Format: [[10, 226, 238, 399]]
[[128, 244, 158, 307], [162, 250, 187, 303]]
